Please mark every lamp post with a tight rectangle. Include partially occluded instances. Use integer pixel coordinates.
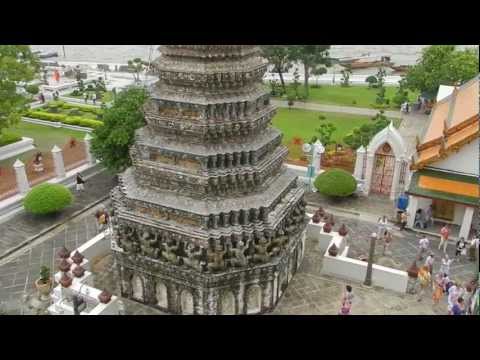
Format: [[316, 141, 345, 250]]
[[364, 232, 377, 286]]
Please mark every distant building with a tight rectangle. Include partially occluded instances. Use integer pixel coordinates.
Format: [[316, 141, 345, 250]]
[[406, 76, 479, 239]]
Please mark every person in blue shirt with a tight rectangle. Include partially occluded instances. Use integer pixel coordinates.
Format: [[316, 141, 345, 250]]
[[451, 297, 465, 315]]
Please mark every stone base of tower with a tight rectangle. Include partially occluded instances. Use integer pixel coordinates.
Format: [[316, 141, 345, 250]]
[[114, 229, 306, 315]]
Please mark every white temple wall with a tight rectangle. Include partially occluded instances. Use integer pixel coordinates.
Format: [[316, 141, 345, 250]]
[[430, 139, 479, 176]]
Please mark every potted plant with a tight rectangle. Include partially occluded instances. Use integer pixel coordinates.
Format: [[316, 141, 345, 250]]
[[312, 212, 321, 224], [35, 266, 52, 299]]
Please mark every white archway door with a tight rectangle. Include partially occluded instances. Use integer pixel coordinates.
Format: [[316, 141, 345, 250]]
[[246, 285, 262, 314], [220, 291, 236, 315], [156, 282, 168, 309], [180, 290, 194, 315], [132, 275, 144, 301]]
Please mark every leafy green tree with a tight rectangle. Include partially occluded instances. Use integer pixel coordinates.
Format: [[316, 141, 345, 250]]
[[343, 111, 389, 149], [127, 58, 145, 83], [261, 45, 294, 94], [0, 45, 39, 135], [365, 75, 378, 88], [375, 67, 387, 104], [289, 45, 332, 98], [340, 66, 352, 87], [314, 122, 336, 146], [405, 45, 479, 95], [91, 87, 148, 172], [291, 67, 301, 99], [392, 78, 410, 108]]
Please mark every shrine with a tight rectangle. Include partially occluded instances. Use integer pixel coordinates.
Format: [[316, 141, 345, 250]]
[[110, 46, 308, 314]]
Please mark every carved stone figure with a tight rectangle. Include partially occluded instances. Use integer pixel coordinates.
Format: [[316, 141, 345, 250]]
[[162, 240, 180, 265], [139, 230, 160, 259], [183, 243, 203, 271], [207, 241, 226, 272]]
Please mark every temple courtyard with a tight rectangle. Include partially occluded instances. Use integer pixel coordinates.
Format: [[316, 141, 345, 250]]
[[1, 197, 476, 315]]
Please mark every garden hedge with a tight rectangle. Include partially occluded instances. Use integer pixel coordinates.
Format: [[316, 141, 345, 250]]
[[314, 168, 357, 197], [23, 183, 74, 215], [25, 110, 103, 129], [0, 133, 22, 147]]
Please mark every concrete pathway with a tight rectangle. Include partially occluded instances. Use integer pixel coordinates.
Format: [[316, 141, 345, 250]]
[[0, 170, 117, 259], [272, 99, 403, 119]]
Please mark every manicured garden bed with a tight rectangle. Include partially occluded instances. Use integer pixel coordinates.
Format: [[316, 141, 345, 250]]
[[64, 90, 114, 103], [24, 101, 103, 129], [272, 84, 419, 110], [0, 133, 22, 147]]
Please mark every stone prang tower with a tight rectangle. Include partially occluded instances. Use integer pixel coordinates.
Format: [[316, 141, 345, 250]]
[[111, 45, 307, 314]]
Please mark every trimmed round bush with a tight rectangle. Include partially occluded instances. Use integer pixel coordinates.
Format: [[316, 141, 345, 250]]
[[314, 168, 357, 197], [24, 184, 74, 215]]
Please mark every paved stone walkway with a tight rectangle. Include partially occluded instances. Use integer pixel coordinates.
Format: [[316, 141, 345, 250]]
[[0, 171, 116, 258], [272, 99, 402, 119]]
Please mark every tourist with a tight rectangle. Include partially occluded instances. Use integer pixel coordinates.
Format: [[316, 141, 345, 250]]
[[400, 211, 408, 231], [438, 224, 450, 253], [339, 285, 354, 314], [418, 236, 430, 259], [440, 254, 453, 276], [414, 209, 425, 229], [442, 273, 451, 293], [75, 173, 85, 192], [447, 282, 459, 313], [455, 237, 467, 262], [424, 253, 434, 276], [33, 152, 44, 173], [417, 265, 431, 301], [405, 102, 410, 113], [338, 300, 352, 315], [377, 215, 388, 237], [425, 205, 434, 228], [468, 234, 479, 258], [383, 231, 393, 256], [39, 92, 45, 103], [92, 93, 97, 105], [432, 273, 444, 305], [84, 92, 88, 103], [451, 297, 465, 315]]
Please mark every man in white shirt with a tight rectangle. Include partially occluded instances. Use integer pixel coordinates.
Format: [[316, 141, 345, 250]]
[[418, 236, 430, 258], [424, 253, 434, 275], [440, 254, 453, 276]]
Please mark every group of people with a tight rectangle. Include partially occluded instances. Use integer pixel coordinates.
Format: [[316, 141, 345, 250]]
[[414, 205, 434, 229], [84, 92, 98, 104]]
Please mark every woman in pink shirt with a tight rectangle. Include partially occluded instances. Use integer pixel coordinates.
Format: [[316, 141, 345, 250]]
[[439, 224, 449, 253]]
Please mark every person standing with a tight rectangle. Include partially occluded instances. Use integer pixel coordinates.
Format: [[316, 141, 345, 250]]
[[92, 92, 97, 105], [399, 211, 408, 231], [76, 173, 85, 192], [377, 215, 388, 238], [440, 254, 453, 276], [338, 285, 354, 314], [455, 237, 467, 262], [439, 224, 450, 253], [417, 266, 431, 301], [84, 92, 89, 103], [447, 283, 459, 313], [383, 231, 393, 256], [39, 92, 45, 103], [425, 205, 434, 228]]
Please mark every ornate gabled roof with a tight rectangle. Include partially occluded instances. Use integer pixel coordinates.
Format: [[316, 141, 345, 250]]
[[412, 75, 479, 170]]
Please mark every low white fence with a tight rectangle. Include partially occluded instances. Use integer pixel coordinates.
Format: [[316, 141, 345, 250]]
[[0, 137, 35, 161], [22, 117, 94, 133]]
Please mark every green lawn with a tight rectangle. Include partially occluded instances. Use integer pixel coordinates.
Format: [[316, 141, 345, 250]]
[[0, 122, 86, 168], [272, 108, 373, 145], [273, 84, 419, 110]]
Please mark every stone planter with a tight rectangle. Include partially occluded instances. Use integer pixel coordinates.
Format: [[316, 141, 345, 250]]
[[323, 222, 332, 233], [307, 220, 323, 241], [35, 278, 52, 300], [318, 231, 335, 252], [338, 224, 348, 237]]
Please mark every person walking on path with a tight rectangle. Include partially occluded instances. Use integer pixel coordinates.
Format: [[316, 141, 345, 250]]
[[424, 253, 434, 276], [399, 211, 408, 231], [383, 231, 393, 256], [92, 93, 97, 105], [439, 224, 450, 253], [417, 266, 431, 302], [447, 283, 459, 313], [418, 236, 430, 259], [440, 254, 453, 277], [39, 92, 45, 104], [455, 237, 467, 262], [75, 173, 85, 192], [377, 215, 388, 238], [338, 285, 354, 314], [84, 92, 89, 103], [432, 273, 444, 305]]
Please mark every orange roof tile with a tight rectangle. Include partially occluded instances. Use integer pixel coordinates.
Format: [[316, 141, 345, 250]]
[[450, 79, 479, 128]]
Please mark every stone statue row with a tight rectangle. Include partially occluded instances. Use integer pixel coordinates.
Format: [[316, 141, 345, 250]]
[[115, 202, 306, 273]]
